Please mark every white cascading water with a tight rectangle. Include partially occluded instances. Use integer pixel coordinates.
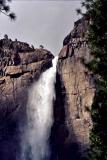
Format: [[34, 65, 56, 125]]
[[21, 56, 58, 160]]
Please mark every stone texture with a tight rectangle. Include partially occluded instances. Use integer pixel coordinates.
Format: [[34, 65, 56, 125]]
[[0, 37, 54, 160], [63, 15, 90, 46], [51, 16, 95, 160]]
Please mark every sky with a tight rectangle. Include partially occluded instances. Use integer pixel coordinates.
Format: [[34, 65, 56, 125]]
[[0, 0, 82, 55]]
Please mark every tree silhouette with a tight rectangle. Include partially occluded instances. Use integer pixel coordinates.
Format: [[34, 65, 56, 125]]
[[0, 0, 16, 20], [78, 0, 107, 159]]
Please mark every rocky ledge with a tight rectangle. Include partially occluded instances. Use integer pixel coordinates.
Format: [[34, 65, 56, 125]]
[[0, 36, 54, 160], [0, 36, 54, 110]]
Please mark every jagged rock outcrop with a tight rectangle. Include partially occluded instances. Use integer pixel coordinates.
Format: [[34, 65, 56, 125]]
[[0, 37, 54, 160], [63, 15, 90, 46], [51, 16, 95, 160]]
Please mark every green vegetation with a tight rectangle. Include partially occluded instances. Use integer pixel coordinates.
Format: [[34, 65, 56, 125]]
[[79, 0, 107, 159], [0, 0, 16, 20]]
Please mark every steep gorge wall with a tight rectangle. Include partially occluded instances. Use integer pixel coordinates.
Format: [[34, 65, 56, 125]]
[[52, 16, 95, 159]]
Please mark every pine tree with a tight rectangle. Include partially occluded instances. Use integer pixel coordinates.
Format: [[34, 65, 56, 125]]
[[80, 0, 107, 159], [0, 0, 16, 20]]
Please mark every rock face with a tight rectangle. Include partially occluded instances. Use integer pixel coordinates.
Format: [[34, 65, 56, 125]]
[[0, 37, 54, 160], [51, 16, 95, 160]]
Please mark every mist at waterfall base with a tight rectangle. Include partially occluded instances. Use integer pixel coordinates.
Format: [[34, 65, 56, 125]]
[[20, 57, 58, 160]]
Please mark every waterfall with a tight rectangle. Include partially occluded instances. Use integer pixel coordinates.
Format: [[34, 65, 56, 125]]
[[21, 56, 58, 160]]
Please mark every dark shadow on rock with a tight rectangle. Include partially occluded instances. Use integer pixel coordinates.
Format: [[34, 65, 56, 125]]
[[0, 91, 28, 160], [50, 72, 87, 160]]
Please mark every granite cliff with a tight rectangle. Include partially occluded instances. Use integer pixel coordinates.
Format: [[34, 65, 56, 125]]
[[0, 36, 54, 160], [0, 16, 95, 160], [51, 16, 95, 160]]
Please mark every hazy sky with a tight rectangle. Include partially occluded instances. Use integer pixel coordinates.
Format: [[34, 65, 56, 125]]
[[0, 0, 82, 55]]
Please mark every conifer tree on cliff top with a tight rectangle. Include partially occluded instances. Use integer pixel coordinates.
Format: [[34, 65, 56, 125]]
[[79, 0, 107, 159], [0, 0, 15, 20]]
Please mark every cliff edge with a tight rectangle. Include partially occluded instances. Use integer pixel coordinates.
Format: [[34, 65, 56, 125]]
[[51, 16, 95, 160], [0, 36, 54, 160]]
